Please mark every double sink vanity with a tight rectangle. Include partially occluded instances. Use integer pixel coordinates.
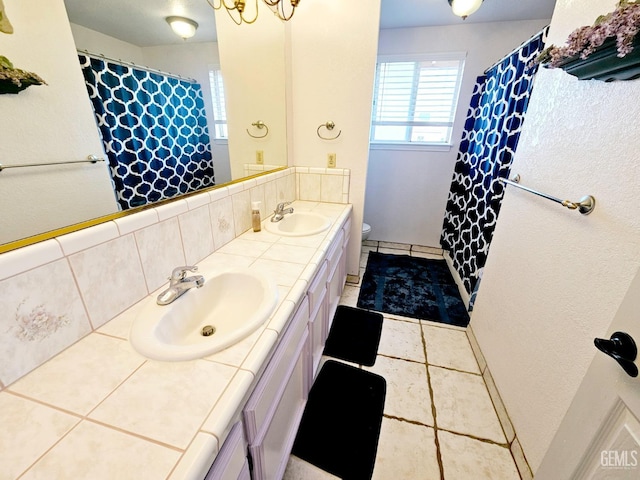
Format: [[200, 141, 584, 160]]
[[4, 200, 352, 480]]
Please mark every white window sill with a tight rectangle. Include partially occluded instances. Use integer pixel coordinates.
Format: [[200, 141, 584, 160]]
[[369, 142, 452, 153]]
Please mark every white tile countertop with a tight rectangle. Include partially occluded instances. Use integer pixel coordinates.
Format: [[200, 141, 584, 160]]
[[1, 201, 352, 480]]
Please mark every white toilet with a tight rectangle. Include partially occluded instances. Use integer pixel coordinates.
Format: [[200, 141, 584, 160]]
[[362, 222, 371, 241]]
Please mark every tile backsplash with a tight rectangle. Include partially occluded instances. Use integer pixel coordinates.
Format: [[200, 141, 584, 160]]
[[0, 167, 350, 388]]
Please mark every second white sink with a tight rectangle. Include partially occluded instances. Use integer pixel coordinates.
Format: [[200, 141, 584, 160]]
[[265, 211, 331, 237], [130, 268, 278, 361]]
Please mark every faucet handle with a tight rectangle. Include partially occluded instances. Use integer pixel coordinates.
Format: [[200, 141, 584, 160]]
[[275, 201, 292, 212], [169, 265, 198, 282]]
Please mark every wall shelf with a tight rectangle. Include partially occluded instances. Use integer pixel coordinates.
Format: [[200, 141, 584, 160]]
[[552, 36, 640, 82]]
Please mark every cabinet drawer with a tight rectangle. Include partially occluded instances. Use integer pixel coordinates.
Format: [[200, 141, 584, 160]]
[[307, 260, 327, 315], [205, 422, 246, 480], [326, 229, 344, 272], [243, 298, 309, 442]]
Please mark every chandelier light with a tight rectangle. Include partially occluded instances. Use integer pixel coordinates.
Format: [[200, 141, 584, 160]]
[[166, 16, 199, 39], [448, 0, 484, 20], [207, 0, 300, 25]]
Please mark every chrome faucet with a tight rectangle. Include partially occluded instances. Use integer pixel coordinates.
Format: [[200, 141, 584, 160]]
[[271, 201, 294, 222], [156, 266, 205, 306]]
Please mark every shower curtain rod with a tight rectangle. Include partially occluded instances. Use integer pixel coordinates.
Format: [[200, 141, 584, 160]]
[[77, 49, 197, 83], [498, 175, 596, 215], [483, 26, 549, 74]]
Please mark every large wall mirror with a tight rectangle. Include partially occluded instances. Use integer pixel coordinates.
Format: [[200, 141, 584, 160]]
[[0, 0, 287, 249]]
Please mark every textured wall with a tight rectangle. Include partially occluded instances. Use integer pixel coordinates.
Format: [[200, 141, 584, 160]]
[[470, 0, 640, 471]]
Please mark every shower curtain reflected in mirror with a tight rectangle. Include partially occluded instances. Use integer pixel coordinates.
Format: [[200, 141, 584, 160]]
[[79, 54, 215, 210], [441, 27, 549, 307]]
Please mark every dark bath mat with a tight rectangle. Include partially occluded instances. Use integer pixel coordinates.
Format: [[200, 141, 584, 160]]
[[357, 252, 469, 327], [291, 360, 386, 480], [323, 305, 383, 366]]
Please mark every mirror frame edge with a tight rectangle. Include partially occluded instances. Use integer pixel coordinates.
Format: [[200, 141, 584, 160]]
[[0, 166, 288, 255]]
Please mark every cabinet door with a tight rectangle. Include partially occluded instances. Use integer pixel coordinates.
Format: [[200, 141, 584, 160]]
[[243, 298, 309, 443], [249, 330, 308, 480], [249, 329, 309, 480], [309, 290, 328, 379], [205, 422, 247, 480]]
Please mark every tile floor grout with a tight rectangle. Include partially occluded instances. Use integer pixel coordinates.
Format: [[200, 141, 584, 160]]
[[284, 242, 522, 480]]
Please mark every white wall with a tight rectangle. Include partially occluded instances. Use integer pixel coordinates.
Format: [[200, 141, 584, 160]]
[[289, 0, 381, 276], [215, 1, 288, 181], [365, 20, 549, 246], [70, 23, 145, 63], [0, 0, 117, 245], [470, 0, 640, 471]]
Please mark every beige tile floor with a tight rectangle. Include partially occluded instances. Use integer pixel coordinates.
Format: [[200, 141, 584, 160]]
[[284, 242, 521, 480]]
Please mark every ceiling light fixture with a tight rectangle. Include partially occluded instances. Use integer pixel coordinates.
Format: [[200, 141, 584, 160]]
[[448, 0, 484, 20], [166, 16, 199, 39], [207, 0, 300, 26]]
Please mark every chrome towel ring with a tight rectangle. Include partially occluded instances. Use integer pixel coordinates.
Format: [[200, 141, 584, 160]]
[[247, 121, 269, 139], [317, 121, 341, 140]]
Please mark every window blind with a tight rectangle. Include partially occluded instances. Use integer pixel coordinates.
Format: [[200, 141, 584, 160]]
[[371, 56, 465, 146], [208, 68, 228, 140]]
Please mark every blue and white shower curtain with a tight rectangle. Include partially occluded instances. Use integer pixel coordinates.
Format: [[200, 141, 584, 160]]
[[79, 54, 215, 210], [440, 27, 549, 301]]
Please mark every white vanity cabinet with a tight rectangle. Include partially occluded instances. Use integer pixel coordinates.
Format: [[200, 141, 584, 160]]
[[205, 209, 352, 480]]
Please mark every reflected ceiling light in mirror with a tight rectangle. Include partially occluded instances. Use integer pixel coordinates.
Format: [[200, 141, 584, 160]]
[[207, 0, 300, 25], [166, 16, 199, 39], [448, 0, 484, 20]]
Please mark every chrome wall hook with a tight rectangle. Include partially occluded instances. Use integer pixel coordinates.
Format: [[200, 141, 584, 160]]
[[247, 120, 269, 139], [317, 121, 341, 140]]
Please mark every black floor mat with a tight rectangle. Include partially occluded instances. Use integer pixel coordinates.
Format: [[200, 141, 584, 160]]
[[323, 306, 383, 366], [292, 360, 386, 480], [357, 252, 469, 327]]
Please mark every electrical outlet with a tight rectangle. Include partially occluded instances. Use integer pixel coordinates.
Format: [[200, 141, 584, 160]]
[[327, 153, 337, 168], [256, 150, 264, 165]]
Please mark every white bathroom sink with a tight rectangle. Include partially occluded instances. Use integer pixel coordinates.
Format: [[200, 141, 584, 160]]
[[129, 268, 278, 361], [265, 211, 331, 237]]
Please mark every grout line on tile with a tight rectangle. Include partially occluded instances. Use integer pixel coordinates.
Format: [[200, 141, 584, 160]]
[[94, 330, 128, 341], [427, 363, 483, 377], [17, 416, 84, 479], [377, 353, 425, 367], [419, 322, 445, 480], [437, 427, 510, 448], [382, 413, 433, 429], [85, 417, 185, 452], [4, 390, 85, 420], [64, 256, 96, 332]]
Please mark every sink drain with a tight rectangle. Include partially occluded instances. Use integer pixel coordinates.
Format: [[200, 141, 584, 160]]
[[201, 325, 216, 337]]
